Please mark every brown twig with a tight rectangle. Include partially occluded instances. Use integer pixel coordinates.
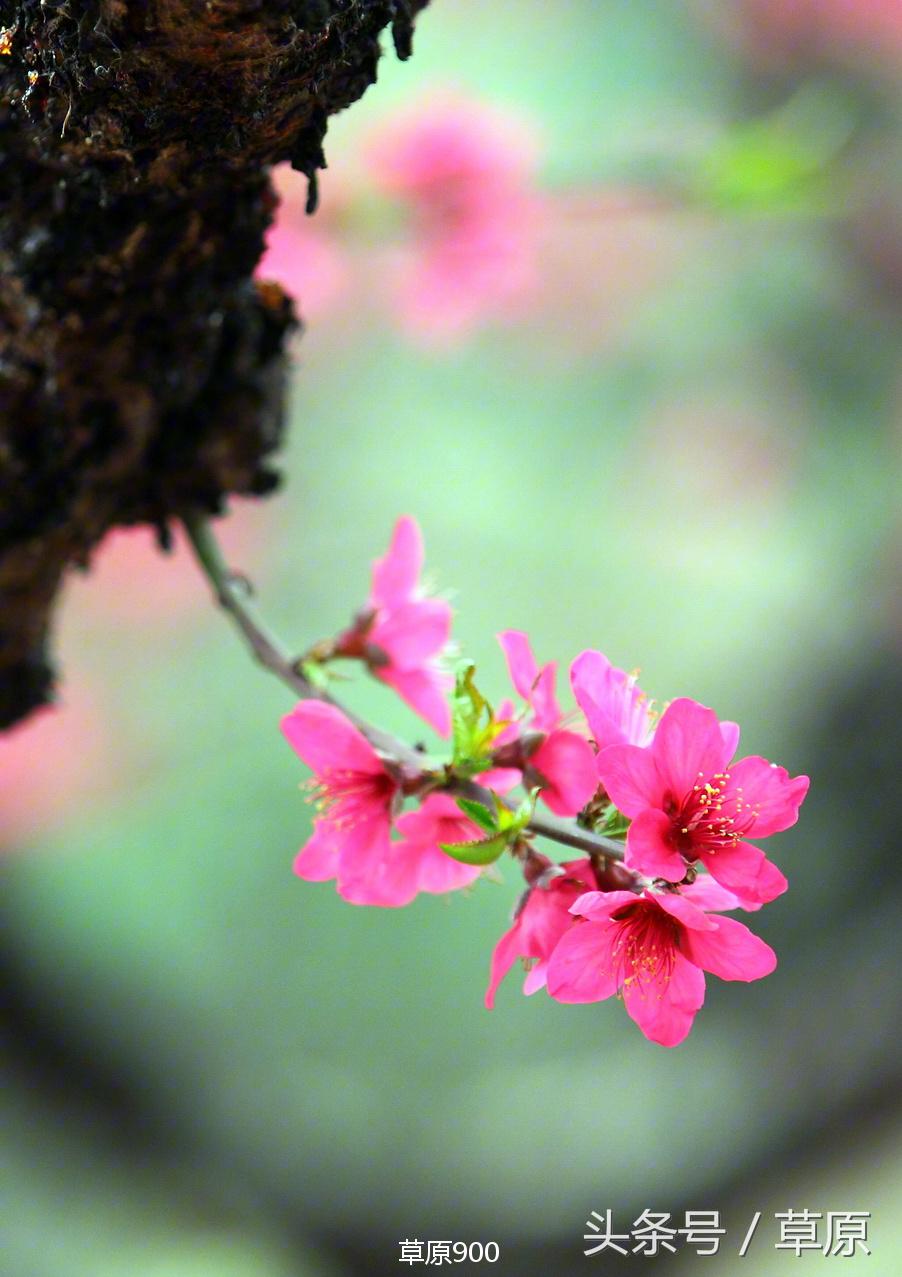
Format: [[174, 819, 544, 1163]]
[[184, 515, 626, 862]]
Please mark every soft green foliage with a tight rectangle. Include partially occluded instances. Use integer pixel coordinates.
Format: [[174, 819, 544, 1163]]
[[695, 85, 858, 214]]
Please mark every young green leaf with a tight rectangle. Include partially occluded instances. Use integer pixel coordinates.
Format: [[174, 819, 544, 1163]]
[[450, 662, 505, 775], [496, 787, 538, 835], [455, 798, 498, 834], [440, 831, 511, 866], [298, 659, 331, 690], [602, 806, 631, 839]]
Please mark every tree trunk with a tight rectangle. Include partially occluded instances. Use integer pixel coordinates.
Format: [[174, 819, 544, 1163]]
[[0, 0, 426, 728]]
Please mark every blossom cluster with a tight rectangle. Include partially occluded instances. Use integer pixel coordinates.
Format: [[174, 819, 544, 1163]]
[[257, 92, 542, 344], [281, 518, 808, 1046]]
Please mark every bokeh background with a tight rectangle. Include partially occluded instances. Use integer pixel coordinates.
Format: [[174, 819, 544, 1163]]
[[2, 1, 900, 1273]]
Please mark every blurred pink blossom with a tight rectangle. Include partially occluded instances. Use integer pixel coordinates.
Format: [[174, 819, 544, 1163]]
[[84, 501, 265, 627], [256, 166, 351, 318], [364, 91, 544, 345], [1, 688, 110, 848], [708, 0, 902, 71]]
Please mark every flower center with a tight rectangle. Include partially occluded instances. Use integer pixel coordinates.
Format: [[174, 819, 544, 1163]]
[[669, 771, 758, 857], [305, 768, 394, 828], [608, 903, 679, 992]]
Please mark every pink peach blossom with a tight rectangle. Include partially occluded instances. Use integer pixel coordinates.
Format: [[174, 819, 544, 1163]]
[[367, 93, 538, 199], [390, 793, 486, 901], [546, 884, 777, 1046], [485, 858, 599, 1008], [281, 700, 404, 906], [570, 649, 657, 750], [596, 698, 808, 906], [498, 630, 561, 733], [389, 212, 541, 346], [338, 517, 453, 737], [496, 631, 597, 818], [365, 92, 543, 346]]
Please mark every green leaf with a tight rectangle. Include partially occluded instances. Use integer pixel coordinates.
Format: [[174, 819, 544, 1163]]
[[298, 659, 331, 690], [451, 662, 480, 757], [440, 831, 511, 866], [602, 806, 631, 839], [497, 788, 538, 835], [455, 798, 498, 834], [451, 662, 503, 775]]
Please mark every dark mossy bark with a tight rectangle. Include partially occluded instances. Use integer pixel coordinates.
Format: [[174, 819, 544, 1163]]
[[0, 0, 426, 728]]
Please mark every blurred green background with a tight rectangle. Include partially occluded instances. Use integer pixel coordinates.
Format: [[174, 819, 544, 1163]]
[[2, 1, 900, 1273]]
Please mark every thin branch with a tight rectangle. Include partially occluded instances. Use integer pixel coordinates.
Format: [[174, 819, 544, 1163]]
[[528, 811, 626, 859], [183, 515, 624, 862], [184, 515, 422, 768]]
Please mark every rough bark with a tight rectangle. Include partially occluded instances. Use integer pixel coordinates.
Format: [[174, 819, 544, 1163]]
[[0, 0, 426, 728]]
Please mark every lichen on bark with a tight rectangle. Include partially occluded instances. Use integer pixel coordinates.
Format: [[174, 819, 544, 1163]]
[[0, 0, 426, 728]]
